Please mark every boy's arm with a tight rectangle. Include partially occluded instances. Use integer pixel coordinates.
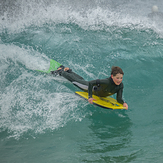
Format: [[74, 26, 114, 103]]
[[88, 80, 97, 104], [88, 80, 97, 98], [116, 87, 124, 104]]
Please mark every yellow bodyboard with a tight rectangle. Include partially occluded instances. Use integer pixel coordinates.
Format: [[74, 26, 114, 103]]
[[75, 91, 126, 110]]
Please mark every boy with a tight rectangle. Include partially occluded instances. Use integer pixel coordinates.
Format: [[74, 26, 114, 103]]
[[53, 66, 128, 109]]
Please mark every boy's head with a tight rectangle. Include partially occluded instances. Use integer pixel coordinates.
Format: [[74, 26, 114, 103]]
[[111, 66, 124, 76], [111, 66, 124, 85]]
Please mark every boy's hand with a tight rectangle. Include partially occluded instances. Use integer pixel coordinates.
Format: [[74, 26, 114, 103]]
[[88, 98, 97, 104], [123, 103, 128, 110]]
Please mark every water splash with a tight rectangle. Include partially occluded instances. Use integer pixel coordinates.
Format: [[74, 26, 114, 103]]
[[0, 0, 163, 36]]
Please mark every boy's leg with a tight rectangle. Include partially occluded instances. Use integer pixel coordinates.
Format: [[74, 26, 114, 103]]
[[61, 71, 89, 91]]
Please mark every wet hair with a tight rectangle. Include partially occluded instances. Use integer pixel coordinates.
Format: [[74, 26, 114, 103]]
[[111, 66, 124, 76]]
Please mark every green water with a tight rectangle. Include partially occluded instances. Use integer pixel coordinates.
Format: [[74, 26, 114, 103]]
[[1, 0, 163, 162]]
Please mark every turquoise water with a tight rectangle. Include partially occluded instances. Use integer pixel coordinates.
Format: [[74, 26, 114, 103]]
[[1, 0, 163, 162]]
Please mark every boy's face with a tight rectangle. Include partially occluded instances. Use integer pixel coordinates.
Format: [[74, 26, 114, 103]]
[[111, 73, 123, 85]]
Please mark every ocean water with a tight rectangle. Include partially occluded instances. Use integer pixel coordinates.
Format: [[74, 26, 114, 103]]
[[1, 0, 163, 162]]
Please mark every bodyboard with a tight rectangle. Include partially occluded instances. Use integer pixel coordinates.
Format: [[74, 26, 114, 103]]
[[75, 91, 126, 110], [36, 59, 62, 73]]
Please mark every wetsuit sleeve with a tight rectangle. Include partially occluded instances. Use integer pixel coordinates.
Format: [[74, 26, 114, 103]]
[[88, 80, 97, 98], [116, 84, 124, 104]]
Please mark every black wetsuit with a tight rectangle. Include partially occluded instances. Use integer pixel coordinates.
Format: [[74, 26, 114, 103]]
[[56, 68, 124, 104]]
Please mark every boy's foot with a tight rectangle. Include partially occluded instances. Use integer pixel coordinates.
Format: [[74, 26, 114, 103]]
[[51, 66, 71, 75], [57, 67, 71, 72], [64, 67, 70, 71], [51, 65, 64, 75]]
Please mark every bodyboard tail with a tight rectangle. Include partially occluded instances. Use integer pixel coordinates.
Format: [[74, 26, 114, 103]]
[[75, 91, 127, 110], [36, 59, 62, 73]]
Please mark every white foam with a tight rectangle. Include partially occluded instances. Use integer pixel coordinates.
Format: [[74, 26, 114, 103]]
[[0, 71, 87, 139], [0, 1, 163, 36], [0, 43, 49, 71]]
